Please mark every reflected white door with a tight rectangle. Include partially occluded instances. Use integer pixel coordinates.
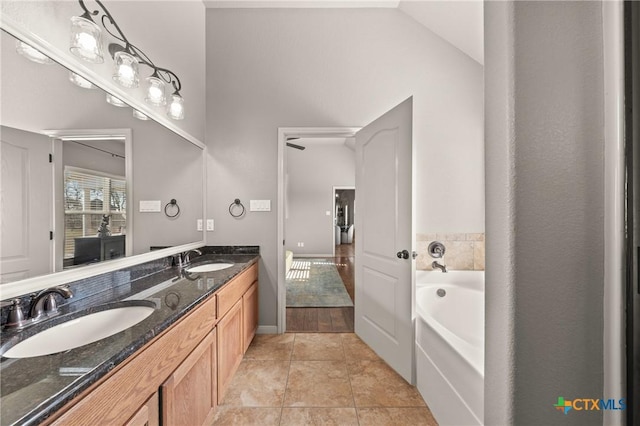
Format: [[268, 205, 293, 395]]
[[1, 126, 53, 283], [355, 97, 414, 383]]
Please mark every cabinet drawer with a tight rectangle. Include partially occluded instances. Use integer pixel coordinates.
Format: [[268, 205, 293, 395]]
[[217, 264, 257, 318]]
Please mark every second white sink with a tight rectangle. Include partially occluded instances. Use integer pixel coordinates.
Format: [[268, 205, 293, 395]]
[[187, 263, 234, 273]]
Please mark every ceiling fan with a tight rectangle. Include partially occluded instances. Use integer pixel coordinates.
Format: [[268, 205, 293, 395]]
[[286, 137, 305, 150]]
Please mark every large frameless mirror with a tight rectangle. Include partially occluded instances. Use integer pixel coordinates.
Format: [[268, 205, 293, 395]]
[[0, 29, 204, 289]]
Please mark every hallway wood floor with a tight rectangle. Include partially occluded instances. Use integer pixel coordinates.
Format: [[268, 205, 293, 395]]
[[286, 243, 355, 333]]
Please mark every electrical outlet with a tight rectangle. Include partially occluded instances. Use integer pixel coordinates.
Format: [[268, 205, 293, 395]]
[[197, 219, 203, 231], [297, 242, 304, 247], [206, 219, 214, 231]]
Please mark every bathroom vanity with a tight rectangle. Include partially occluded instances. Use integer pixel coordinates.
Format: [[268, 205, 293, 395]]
[[0, 248, 259, 426]]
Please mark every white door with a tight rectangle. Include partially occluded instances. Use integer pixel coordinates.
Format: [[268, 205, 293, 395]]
[[1, 126, 53, 283], [354, 97, 414, 383]]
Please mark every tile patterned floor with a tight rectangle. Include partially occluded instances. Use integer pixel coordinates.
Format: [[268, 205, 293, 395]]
[[212, 333, 438, 426]]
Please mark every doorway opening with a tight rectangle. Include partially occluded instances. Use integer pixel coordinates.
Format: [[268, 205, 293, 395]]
[[277, 127, 360, 333], [285, 184, 357, 332]]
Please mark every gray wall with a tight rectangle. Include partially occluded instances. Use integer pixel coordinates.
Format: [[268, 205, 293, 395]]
[[63, 140, 126, 178], [206, 8, 483, 328], [485, 2, 604, 424], [286, 141, 355, 256]]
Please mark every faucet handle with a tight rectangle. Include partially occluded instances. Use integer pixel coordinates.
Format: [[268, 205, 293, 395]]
[[41, 294, 59, 315], [4, 299, 28, 329]]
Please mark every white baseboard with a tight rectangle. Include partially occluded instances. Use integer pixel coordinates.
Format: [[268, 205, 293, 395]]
[[257, 325, 278, 334]]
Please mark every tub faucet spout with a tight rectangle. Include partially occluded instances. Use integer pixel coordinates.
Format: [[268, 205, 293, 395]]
[[432, 261, 448, 273]]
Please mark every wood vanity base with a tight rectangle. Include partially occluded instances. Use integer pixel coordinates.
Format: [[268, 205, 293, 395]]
[[44, 263, 259, 426]]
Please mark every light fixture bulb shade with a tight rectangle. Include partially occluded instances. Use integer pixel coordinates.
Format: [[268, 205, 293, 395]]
[[145, 76, 166, 106], [113, 51, 139, 88], [15, 41, 54, 65], [106, 93, 128, 108], [167, 94, 185, 120], [69, 16, 104, 63], [133, 110, 149, 120], [69, 71, 95, 89]]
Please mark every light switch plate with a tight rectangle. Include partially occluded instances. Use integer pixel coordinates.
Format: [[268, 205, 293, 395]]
[[206, 219, 214, 231], [197, 219, 203, 231], [250, 199, 271, 211], [139, 200, 161, 212]]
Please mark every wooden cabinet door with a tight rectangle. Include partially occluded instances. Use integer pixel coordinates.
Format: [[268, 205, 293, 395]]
[[125, 392, 159, 426], [161, 330, 216, 426], [242, 281, 259, 353], [217, 299, 243, 404]]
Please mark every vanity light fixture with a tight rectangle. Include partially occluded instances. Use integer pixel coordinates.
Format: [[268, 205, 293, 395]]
[[132, 109, 149, 120], [145, 74, 166, 106], [69, 15, 104, 63], [113, 51, 139, 88], [69, 71, 96, 89], [15, 41, 54, 65], [70, 0, 185, 119], [105, 93, 127, 108], [167, 94, 185, 120]]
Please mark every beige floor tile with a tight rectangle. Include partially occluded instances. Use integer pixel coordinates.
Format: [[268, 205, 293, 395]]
[[219, 360, 289, 407], [211, 407, 281, 425], [280, 408, 359, 426], [340, 333, 381, 360], [244, 333, 294, 360], [347, 360, 426, 407], [357, 407, 438, 426], [284, 361, 354, 407], [292, 333, 345, 361]]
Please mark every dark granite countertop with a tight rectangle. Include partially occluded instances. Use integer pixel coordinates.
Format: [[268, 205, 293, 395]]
[[0, 250, 259, 426]]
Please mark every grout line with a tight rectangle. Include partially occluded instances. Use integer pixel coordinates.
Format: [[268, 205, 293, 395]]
[[278, 333, 295, 425], [342, 334, 361, 425]]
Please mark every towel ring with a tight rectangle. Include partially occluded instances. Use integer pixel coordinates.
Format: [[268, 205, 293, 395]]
[[165, 199, 180, 218], [229, 199, 245, 218]]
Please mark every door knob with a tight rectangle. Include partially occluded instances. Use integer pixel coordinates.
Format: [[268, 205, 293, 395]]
[[396, 250, 409, 259]]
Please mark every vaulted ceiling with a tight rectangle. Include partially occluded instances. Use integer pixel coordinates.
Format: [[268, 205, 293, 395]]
[[203, 1, 484, 64]]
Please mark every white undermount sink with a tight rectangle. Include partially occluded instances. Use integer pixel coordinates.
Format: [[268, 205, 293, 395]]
[[2, 301, 155, 359], [187, 263, 234, 273]]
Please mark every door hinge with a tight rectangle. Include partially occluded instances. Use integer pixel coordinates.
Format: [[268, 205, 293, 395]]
[[49, 231, 53, 240], [49, 153, 53, 163]]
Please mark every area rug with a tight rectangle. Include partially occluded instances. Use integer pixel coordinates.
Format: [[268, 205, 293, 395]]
[[286, 258, 354, 307]]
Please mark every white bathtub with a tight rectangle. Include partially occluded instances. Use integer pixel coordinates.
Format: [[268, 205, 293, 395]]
[[415, 270, 484, 426]]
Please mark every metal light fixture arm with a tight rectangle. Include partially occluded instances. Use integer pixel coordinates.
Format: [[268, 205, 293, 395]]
[[76, 0, 182, 94]]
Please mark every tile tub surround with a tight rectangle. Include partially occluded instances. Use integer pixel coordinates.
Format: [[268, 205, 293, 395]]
[[0, 247, 259, 426], [416, 233, 485, 271], [213, 333, 438, 426]]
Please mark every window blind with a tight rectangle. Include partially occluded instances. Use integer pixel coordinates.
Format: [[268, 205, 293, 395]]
[[63, 168, 126, 260]]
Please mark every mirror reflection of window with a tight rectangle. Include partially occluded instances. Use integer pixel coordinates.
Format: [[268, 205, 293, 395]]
[[63, 167, 126, 268]]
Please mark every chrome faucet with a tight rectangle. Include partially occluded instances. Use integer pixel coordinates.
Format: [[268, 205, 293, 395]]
[[30, 286, 73, 322], [172, 249, 203, 270], [183, 249, 203, 265], [432, 261, 448, 273]]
